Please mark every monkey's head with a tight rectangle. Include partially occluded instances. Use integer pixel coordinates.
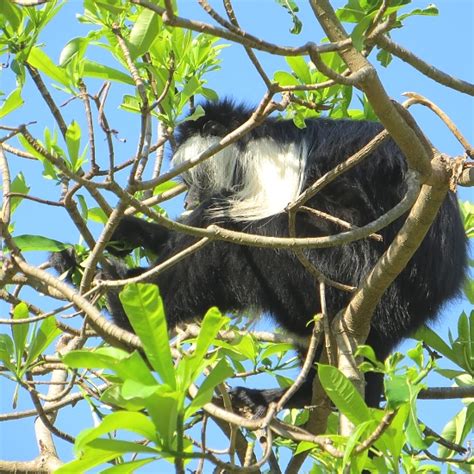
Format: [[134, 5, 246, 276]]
[[175, 99, 252, 145], [172, 99, 303, 221], [172, 99, 251, 214]]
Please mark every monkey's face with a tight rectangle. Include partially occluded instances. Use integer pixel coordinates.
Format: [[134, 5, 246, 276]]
[[173, 135, 240, 217]]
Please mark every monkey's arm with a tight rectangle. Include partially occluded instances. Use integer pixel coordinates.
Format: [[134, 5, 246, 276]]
[[108, 216, 171, 256]]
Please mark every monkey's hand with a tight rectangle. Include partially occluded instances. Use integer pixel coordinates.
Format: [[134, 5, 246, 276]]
[[108, 215, 171, 257]]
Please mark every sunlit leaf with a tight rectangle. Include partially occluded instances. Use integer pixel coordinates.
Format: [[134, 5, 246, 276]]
[[11, 302, 29, 372], [0, 88, 24, 119], [318, 364, 371, 425], [12, 235, 70, 252], [120, 284, 175, 388]]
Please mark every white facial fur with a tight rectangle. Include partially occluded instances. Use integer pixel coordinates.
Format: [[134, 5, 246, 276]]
[[172, 135, 306, 221]]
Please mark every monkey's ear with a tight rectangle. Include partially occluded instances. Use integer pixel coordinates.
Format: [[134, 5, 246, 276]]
[[202, 120, 227, 136]]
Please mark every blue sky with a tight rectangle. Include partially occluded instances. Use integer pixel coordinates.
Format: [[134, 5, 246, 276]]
[[0, 0, 473, 471]]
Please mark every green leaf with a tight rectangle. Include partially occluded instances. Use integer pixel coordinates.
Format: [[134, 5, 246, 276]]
[[406, 401, 429, 450], [28, 47, 70, 86], [75, 411, 158, 452], [274, 70, 299, 87], [0, 88, 24, 119], [185, 308, 228, 381], [351, 14, 373, 51], [376, 49, 392, 67], [286, 56, 311, 84], [1, 0, 22, 31], [65, 121, 81, 170], [90, 439, 158, 454], [231, 333, 257, 363], [16, 135, 58, 180], [63, 346, 129, 370], [101, 458, 155, 473], [463, 279, 474, 305], [355, 345, 382, 366], [55, 447, 120, 473], [384, 374, 410, 408], [64, 348, 157, 385], [76, 194, 88, 222], [179, 76, 202, 108], [413, 325, 457, 362], [276, 0, 302, 34], [12, 302, 29, 371], [201, 87, 219, 101], [336, 0, 365, 23], [88, 207, 108, 224], [382, 403, 410, 460], [121, 379, 170, 401], [129, 8, 160, 58], [435, 368, 465, 379], [120, 94, 141, 114], [260, 343, 294, 360], [185, 358, 234, 418], [343, 420, 373, 465], [177, 104, 205, 124], [25, 317, 61, 369], [9, 173, 30, 216], [59, 37, 87, 66], [318, 364, 371, 425], [399, 5, 439, 22], [153, 180, 180, 196], [0, 334, 15, 372], [82, 59, 134, 85], [438, 406, 471, 458], [120, 284, 175, 388], [12, 235, 70, 252]]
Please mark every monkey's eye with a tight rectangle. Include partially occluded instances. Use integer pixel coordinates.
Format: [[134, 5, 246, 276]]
[[202, 120, 226, 136]]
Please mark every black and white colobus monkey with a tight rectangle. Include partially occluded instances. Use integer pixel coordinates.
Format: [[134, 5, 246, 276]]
[[58, 99, 468, 413]]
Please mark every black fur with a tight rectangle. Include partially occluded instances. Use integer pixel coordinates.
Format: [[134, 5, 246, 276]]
[[54, 100, 468, 413]]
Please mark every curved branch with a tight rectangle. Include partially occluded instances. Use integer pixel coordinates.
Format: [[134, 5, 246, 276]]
[[373, 34, 474, 96]]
